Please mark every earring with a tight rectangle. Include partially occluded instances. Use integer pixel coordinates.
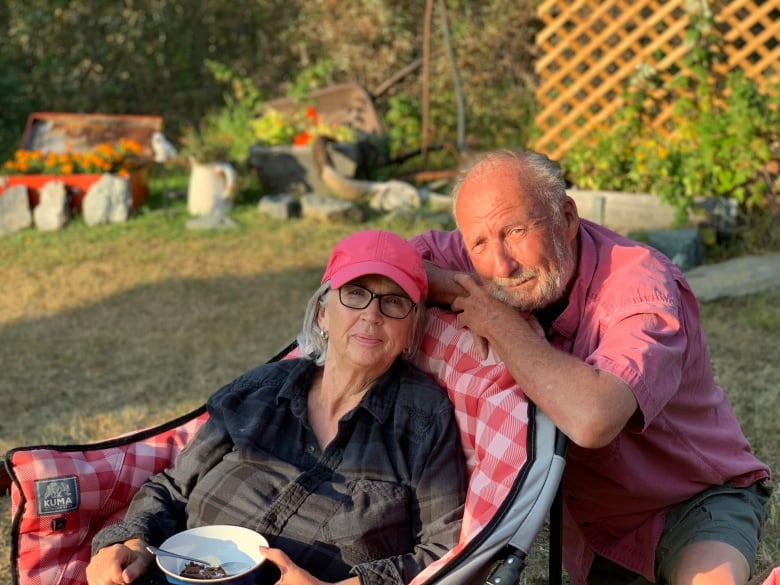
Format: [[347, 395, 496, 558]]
[[320, 329, 329, 341]]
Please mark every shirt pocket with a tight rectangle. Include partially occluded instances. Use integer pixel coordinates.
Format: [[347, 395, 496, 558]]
[[324, 478, 412, 564]]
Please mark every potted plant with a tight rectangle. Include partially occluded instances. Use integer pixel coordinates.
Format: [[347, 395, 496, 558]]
[[247, 105, 365, 195], [177, 119, 240, 218], [251, 106, 357, 147], [177, 122, 234, 166]]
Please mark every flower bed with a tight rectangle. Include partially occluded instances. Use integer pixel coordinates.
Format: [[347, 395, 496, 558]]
[[252, 106, 357, 147], [1, 139, 149, 211], [247, 85, 387, 195]]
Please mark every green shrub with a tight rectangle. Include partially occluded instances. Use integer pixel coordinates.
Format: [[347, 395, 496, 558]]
[[178, 61, 265, 166], [562, 7, 780, 241]]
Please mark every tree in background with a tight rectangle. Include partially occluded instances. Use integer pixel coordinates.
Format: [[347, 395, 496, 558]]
[[0, 0, 539, 164]]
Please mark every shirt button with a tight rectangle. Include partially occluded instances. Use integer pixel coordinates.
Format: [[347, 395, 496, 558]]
[[306, 444, 316, 454]]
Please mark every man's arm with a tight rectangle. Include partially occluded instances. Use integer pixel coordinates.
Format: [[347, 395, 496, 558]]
[[409, 230, 475, 306], [451, 274, 638, 449], [410, 229, 639, 448], [422, 261, 471, 306]]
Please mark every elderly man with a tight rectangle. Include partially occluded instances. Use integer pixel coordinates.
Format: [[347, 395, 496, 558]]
[[410, 150, 771, 585]]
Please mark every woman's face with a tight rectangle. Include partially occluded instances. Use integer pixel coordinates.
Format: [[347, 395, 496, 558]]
[[318, 274, 415, 376]]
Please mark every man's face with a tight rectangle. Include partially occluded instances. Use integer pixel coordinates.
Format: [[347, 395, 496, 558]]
[[454, 162, 578, 312]]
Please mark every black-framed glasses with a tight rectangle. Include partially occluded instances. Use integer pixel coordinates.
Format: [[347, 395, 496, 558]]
[[338, 283, 416, 319]]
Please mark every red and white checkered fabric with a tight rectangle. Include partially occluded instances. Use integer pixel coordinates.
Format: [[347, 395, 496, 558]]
[[763, 568, 780, 585], [8, 308, 529, 585], [416, 308, 529, 538], [410, 308, 529, 584], [8, 412, 208, 585]]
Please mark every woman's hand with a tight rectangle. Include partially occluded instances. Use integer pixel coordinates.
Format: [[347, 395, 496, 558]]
[[259, 546, 359, 585], [85, 538, 153, 585]]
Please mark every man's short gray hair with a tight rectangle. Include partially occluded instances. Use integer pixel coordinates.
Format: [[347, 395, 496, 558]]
[[451, 150, 568, 227]]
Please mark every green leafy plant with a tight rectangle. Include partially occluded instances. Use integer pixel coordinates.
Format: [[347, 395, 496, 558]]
[[287, 59, 337, 100], [383, 94, 423, 158], [179, 61, 265, 164], [251, 106, 357, 147], [563, 7, 780, 226], [178, 121, 234, 164]]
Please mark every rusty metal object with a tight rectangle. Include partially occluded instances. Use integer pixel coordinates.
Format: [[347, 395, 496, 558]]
[[260, 83, 384, 137], [11, 112, 164, 210], [20, 112, 163, 164]]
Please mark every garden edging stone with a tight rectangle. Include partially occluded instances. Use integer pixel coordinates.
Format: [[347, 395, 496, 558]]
[[684, 252, 780, 302]]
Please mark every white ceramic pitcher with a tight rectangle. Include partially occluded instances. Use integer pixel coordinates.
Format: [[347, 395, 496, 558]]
[[186, 158, 237, 217]]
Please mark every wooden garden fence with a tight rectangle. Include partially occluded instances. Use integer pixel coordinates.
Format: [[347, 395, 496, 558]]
[[534, 0, 780, 161]]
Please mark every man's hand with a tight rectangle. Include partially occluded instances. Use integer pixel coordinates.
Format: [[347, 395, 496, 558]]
[[450, 274, 545, 358], [422, 262, 473, 307], [450, 274, 637, 448]]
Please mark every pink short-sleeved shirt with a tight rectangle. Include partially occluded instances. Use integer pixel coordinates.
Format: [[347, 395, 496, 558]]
[[411, 220, 769, 584]]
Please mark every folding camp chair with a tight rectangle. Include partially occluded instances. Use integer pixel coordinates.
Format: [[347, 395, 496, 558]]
[[2, 307, 566, 585]]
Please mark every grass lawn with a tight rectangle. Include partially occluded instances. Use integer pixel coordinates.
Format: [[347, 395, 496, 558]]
[[1, 187, 777, 584]]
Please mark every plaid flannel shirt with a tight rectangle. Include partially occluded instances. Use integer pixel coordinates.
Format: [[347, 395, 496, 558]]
[[91, 357, 467, 585]]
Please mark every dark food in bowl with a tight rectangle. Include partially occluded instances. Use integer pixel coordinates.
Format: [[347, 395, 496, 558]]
[[180, 561, 228, 580]]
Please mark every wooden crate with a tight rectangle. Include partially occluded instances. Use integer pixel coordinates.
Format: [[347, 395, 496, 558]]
[[3, 112, 163, 210]]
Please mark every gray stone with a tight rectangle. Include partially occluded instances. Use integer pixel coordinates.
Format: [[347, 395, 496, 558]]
[[33, 181, 69, 232], [692, 197, 739, 233], [257, 194, 300, 220], [0, 185, 33, 235], [568, 189, 743, 237], [646, 228, 703, 271], [301, 194, 364, 223], [368, 180, 422, 212], [423, 190, 454, 213], [185, 208, 237, 230], [82, 175, 131, 226], [685, 252, 780, 302]]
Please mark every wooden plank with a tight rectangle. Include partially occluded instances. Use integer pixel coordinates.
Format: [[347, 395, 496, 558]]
[[536, 0, 593, 47], [536, 1, 618, 70], [537, 19, 687, 156], [720, 3, 774, 40], [536, 1, 685, 115], [537, 1, 655, 90]]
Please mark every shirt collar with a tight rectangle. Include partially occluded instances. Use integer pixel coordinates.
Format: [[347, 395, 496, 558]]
[[279, 357, 402, 424], [544, 223, 597, 341]]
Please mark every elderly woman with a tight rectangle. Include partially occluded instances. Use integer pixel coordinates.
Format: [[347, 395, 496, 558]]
[[86, 229, 468, 585]]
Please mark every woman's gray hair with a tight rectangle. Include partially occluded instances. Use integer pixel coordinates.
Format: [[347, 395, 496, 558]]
[[296, 280, 427, 366], [451, 149, 568, 227]]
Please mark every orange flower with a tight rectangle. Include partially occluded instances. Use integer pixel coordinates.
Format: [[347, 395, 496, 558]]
[[0, 140, 143, 175], [293, 131, 313, 146]]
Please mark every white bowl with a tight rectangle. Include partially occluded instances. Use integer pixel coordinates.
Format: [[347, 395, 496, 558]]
[[155, 525, 268, 585]]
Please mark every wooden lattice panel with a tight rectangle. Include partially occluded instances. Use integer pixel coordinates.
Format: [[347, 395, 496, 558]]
[[534, 0, 780, 161]]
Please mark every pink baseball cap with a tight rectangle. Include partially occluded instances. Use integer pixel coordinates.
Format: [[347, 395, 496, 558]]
[[321, 230, 428, 302]]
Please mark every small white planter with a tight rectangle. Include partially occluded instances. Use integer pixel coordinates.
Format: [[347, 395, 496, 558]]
[[567, 189, 737, 234]]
